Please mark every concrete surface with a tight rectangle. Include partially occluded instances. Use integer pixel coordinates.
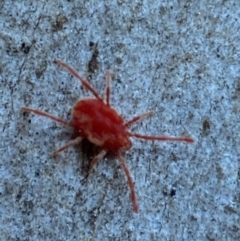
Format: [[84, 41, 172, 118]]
[[0, 0, 239, 240]]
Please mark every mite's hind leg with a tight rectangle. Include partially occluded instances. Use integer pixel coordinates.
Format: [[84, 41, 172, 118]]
[[128, 132, 194, 143], [80, 149, 107, 184], [117, 152, 138, 212], [52, 136, 83, 157], [89, 150, 107, 170]]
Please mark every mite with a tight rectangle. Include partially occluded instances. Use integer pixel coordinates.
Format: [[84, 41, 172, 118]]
[[22, 60, 194, 212]]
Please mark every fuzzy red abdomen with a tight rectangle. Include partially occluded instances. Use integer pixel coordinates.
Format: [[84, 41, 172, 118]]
[[72, 99, 131, 150]]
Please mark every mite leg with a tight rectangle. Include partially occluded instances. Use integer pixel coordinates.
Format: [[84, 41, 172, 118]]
[[56, 59, 102, 101], [105, 70, 111, 106], [117, 152, 138, 212], [89, 149, 107, 170], [128, 132, 194, 143], [52, 136, 83, 157], [124, 111, 154, 128], [22, 107, 73, 127]]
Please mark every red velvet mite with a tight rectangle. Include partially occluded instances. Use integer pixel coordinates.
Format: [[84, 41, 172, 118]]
[[22, 60, 194, 212]]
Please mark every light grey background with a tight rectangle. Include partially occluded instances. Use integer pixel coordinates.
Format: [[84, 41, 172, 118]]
[[0, 0, 239, 240]]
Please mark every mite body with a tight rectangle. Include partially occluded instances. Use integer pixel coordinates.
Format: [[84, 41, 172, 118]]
[[22, 60, 194, 212], [72, 98, 131, 150]]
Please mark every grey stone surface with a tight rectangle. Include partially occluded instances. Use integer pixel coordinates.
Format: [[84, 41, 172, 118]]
[[0, 0, 239, 240]]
